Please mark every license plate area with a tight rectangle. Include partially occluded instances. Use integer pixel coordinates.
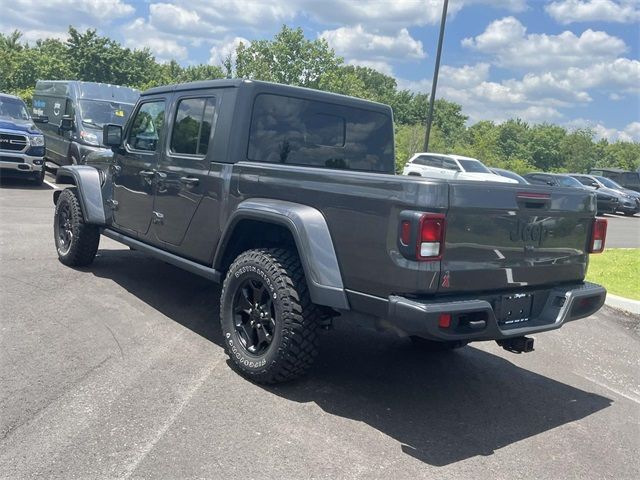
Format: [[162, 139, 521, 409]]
[[497, 293, 533, 327]]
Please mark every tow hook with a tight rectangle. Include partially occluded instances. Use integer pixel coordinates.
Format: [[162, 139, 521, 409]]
[[497, 336, 534, 354]]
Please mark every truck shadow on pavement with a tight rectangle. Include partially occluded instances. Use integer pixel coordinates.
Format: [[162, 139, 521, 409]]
[[91, 249, 613, 468]]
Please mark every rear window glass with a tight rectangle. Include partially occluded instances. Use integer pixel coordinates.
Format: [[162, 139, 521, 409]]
[[248, 94, 394, 173]]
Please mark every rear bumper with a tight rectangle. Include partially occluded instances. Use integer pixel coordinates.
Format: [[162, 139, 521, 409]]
[[385, 282, 606, 342]]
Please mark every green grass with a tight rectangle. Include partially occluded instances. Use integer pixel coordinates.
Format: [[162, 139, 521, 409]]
[[586, 248, 640, 300]]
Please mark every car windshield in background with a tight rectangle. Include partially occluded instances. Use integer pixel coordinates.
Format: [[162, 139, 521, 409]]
[[458, 159, 491, 173], [596, 176, 622, 189], [0, 97, 30, 121], [558, 176, 583, 188], [79, 100, 133, 128]]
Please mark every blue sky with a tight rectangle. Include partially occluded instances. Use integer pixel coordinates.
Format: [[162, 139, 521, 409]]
[[2, 0, 639, 140]]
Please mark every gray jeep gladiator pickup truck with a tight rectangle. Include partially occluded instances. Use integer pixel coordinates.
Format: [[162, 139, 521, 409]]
[[52, 79, 607, 384]]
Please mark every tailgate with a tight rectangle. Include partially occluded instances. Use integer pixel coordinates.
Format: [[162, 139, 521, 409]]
[[440, 182, 595, 293]]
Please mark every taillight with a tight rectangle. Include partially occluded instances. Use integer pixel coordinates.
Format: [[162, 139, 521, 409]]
[[418, 213, 445, 260], [589, 218, 607, 253]]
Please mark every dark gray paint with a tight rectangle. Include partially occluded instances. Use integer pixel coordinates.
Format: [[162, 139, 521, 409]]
[[224, 198, 350, 309], [55, 165, 105, 225]]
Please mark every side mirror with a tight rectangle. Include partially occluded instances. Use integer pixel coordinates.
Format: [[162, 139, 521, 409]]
[[32, 114, 49, 124], [546, 180, 554, 186], [591, 182, 600, 189], [60, 115, 74, 131], [103, 124, 123, 148]]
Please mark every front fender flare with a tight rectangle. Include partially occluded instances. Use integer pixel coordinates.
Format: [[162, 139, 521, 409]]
[[217, 199, 349, 310], [55, 166, 106, 225]]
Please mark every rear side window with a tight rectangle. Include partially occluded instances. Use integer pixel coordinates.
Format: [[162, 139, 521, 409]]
[[170, 97, 216, 156], [413, 155, 441, 168], [248, 93, 394, 173]]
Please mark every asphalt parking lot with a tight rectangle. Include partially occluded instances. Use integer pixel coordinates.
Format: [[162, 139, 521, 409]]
[[1, 173, 639, 479]]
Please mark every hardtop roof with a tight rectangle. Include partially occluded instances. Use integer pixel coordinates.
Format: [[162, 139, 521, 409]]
[[142, 78, 392, 113]]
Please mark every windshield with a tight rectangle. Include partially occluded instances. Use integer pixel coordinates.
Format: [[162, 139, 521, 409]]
[[596, 176, 622, 189], [0, 97, 30, 121], [79, 100, 133, 128], [458, 159, 492, 173], [557, 176, 584, 188]]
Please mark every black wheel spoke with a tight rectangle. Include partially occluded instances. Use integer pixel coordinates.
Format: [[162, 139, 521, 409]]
[[232, 275, 277, 356]]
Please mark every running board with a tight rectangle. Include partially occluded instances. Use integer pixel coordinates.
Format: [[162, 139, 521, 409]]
[[101, 228, 222, 283]]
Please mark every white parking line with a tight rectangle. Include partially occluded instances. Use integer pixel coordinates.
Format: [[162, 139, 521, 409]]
[[44, 179, 61, 190]]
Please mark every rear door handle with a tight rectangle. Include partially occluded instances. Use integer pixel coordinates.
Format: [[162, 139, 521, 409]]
[[180, 176, 199, 186], [139, 170, 155, 178]]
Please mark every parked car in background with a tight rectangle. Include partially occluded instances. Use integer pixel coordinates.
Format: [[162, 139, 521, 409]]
[[0, 92, 46, 185], [524, 172, 618, 215], [403, 153, 517, 183], [569, 173, 639, 216], [489, 167, 529, 184], [32, 80, 139, 166], [594, 175, 640, 209], [590, 168, 640, 193]]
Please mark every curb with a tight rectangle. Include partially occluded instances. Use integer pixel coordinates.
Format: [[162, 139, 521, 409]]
[[605, 293, 640, 315]]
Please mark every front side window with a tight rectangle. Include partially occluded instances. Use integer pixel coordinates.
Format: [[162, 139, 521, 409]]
[[458, 159, 491, 173], [558, 176, 583, 188], [441, 158, 460, 171], [127, 100, 165, 152], [170, 97, 216, 156], [248, 94, 394, 173], [572, 176, 592, 186], [622, 172, 640, 187]]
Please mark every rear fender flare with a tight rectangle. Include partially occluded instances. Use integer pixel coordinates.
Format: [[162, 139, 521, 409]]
[[54, 166, 106, 225], [216, 198, 349, 310]]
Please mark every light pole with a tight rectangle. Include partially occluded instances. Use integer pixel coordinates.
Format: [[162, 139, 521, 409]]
[[423, 0, 449, 152]]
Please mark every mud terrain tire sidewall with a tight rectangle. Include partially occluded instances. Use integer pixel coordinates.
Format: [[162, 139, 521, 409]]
[[220, 248, 319, 384], [54, 188, 100, 267]]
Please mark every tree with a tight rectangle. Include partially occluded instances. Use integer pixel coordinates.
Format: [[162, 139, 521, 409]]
[[561, 129, 598, 173], [528, 123, 566, 171], [231, 25, 342, 89]]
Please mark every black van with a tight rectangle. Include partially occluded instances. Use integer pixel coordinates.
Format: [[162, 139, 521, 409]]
[[590, 167, 640, 193], [33, 80, 139, 165]]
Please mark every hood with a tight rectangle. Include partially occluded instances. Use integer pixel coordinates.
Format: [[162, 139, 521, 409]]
[[0, 117, 42, 135]]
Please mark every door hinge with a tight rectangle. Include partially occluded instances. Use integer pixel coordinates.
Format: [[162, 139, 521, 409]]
[[152, 211, 164, 224], [106, 199, 119, 210]]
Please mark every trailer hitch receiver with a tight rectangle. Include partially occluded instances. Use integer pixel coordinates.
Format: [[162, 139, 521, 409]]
[[497, 336, 534, 354]]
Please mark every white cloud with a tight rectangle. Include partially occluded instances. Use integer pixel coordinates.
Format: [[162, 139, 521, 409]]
[[462, 16, 627, 69], [303, 0, 526, 31], [568, 119, 640, 142], [209, 36, 251, 66], [121, 18, 189, 62], [546, 0, 640, 24], [320, 25, 425, 64], [0, 0, 135, 42]]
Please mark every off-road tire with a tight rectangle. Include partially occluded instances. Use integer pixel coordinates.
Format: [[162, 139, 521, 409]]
[[410, 336, 467, 351], [54, 188, 100, 267], [220, 248, 320, 384]]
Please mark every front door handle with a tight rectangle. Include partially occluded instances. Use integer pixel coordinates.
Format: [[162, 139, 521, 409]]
[[179, 176, 199, 187], [139, 170, 155, 179]]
